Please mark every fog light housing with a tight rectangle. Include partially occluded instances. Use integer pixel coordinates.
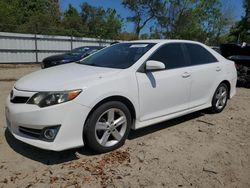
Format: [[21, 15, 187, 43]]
[[42, 125, 60, 142]]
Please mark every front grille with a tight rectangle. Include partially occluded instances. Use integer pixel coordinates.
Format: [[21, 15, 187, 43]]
[[19, 126, 42, 138], [10, 96, 30, 104]]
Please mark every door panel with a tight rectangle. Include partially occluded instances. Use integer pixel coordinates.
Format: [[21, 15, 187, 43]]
[[189, 63, 222, 107], [136, 68, 191, 121], [183, 43, 222, 108]]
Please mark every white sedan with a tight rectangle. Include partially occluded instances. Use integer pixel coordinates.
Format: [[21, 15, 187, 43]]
[[5, 40, 237, 153]]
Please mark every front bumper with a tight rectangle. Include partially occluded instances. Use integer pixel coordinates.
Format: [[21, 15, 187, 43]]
[[5, 88, 91, 151]]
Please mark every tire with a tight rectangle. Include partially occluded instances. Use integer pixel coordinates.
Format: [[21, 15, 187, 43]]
[[84, 101, 132, 153], [210, 83, 228, 113]]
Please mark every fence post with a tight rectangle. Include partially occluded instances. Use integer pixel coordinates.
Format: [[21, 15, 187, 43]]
[[70, 30, 73, 50], [34, 33, 38, 63], [98, 36, 101, 47], [70, 35, 73, 50]]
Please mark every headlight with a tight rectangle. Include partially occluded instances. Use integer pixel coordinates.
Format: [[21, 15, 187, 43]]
[[27, 90, 82, 107]]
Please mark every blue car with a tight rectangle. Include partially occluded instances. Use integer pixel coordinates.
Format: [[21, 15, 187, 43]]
[[41, 46, 104, 69]]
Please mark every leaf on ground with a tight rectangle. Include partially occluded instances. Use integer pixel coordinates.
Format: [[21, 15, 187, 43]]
[[50, 176, 59, 184], [0, 178, 8, 184]]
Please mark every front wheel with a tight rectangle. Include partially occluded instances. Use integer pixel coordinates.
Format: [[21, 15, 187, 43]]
[[210, 83, 228, 113], [84, 101, 131, 153]]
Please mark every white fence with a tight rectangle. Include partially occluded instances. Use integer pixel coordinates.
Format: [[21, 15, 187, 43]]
[[0, 32, 113, 63]]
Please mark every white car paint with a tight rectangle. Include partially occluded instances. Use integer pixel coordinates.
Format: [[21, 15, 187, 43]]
[[136, 66, 191, 121], [5, 40, 237, 151]]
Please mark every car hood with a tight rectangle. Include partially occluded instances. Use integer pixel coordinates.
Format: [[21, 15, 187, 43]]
[[15, 63, 121, 91]]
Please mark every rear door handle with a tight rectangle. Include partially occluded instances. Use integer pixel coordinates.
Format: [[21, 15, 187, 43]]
[[182, 72, 191, 78], [216, 66, 221, 71]]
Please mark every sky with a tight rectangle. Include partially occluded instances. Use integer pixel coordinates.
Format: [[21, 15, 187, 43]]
[[60, 0, 245, 34]]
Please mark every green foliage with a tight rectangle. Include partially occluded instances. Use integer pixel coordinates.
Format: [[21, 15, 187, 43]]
[[119, 32, 138, 40], [194, 0, 229, 44], [62, 4, 87, 36], [140, 33, 149, 39], [156, 0, 233, 44], [0, 0, 61, 34], [0, 0, 245, 45], [0, 0, 19, 32], [229, 0, 250, 43], [0, 0, 122, 39], [122, 0, 166, 37], [80, 3, 122, 39], [122, 0, 234, 45], [104, 9, 123, 39]]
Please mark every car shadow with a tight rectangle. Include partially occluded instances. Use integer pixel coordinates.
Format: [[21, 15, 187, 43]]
[[146, 72, 156, 88], [128, 111, 205, 140], [5, 110, 206, 165]]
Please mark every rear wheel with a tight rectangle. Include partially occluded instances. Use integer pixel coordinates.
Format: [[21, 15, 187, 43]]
[[210, 83, 228, 113], [84, 101, 131, 153]]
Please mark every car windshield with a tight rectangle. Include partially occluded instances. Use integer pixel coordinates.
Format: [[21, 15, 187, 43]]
[[77, 43, 156, 69], [67, 47, 92, 56]]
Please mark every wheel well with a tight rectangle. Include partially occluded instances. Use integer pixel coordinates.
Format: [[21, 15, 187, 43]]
[[220, 80, 231, 99], [85, 96, 136, 127]]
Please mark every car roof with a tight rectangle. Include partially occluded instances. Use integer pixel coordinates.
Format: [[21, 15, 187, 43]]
[[124, 39, 204, 45]]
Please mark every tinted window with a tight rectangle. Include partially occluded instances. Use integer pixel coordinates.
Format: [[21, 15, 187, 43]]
[[78, 43, 155, 69], [185, 43, 217, 65], [149, 43, 186, 69]]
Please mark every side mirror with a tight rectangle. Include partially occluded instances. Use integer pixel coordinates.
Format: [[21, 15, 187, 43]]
[[145, 60, 165, 71]]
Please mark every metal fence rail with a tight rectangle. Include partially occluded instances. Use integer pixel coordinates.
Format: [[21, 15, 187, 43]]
[[0, 32, 113, 63]]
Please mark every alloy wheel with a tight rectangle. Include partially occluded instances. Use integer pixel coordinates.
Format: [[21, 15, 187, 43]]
[[95, 108, 127, 147], [215, 86, 227, 110]]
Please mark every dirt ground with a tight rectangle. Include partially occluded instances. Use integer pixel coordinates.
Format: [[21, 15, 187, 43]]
[[0, 65, 249, 188]]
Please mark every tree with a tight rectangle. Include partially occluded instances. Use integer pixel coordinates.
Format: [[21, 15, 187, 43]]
[[161, 0, 195, 35], [0, 0, 61, 34], [0, 0, 19, 32], [81, 2, 106, 37], [0, 0, 239, 43], [156, 0, 233, 45], [80, 2, 122, 39], [140, 33, 149, 39], [18, 0, 61, 33], [229, 0, 250, 43], [168, 9, 207, 41], [193, 0, 232, 44], [122, 0, 166, 37], [62, 4, 87, 36], [158, 0, 201, 39], [119, 32, 138, 40], [103, 9, 123, 39]]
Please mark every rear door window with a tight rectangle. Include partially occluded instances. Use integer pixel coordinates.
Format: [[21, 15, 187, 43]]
[[185, 43, 218, 66]]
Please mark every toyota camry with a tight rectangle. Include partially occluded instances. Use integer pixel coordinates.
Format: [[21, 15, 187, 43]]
[[5, 40, 237, 153]]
